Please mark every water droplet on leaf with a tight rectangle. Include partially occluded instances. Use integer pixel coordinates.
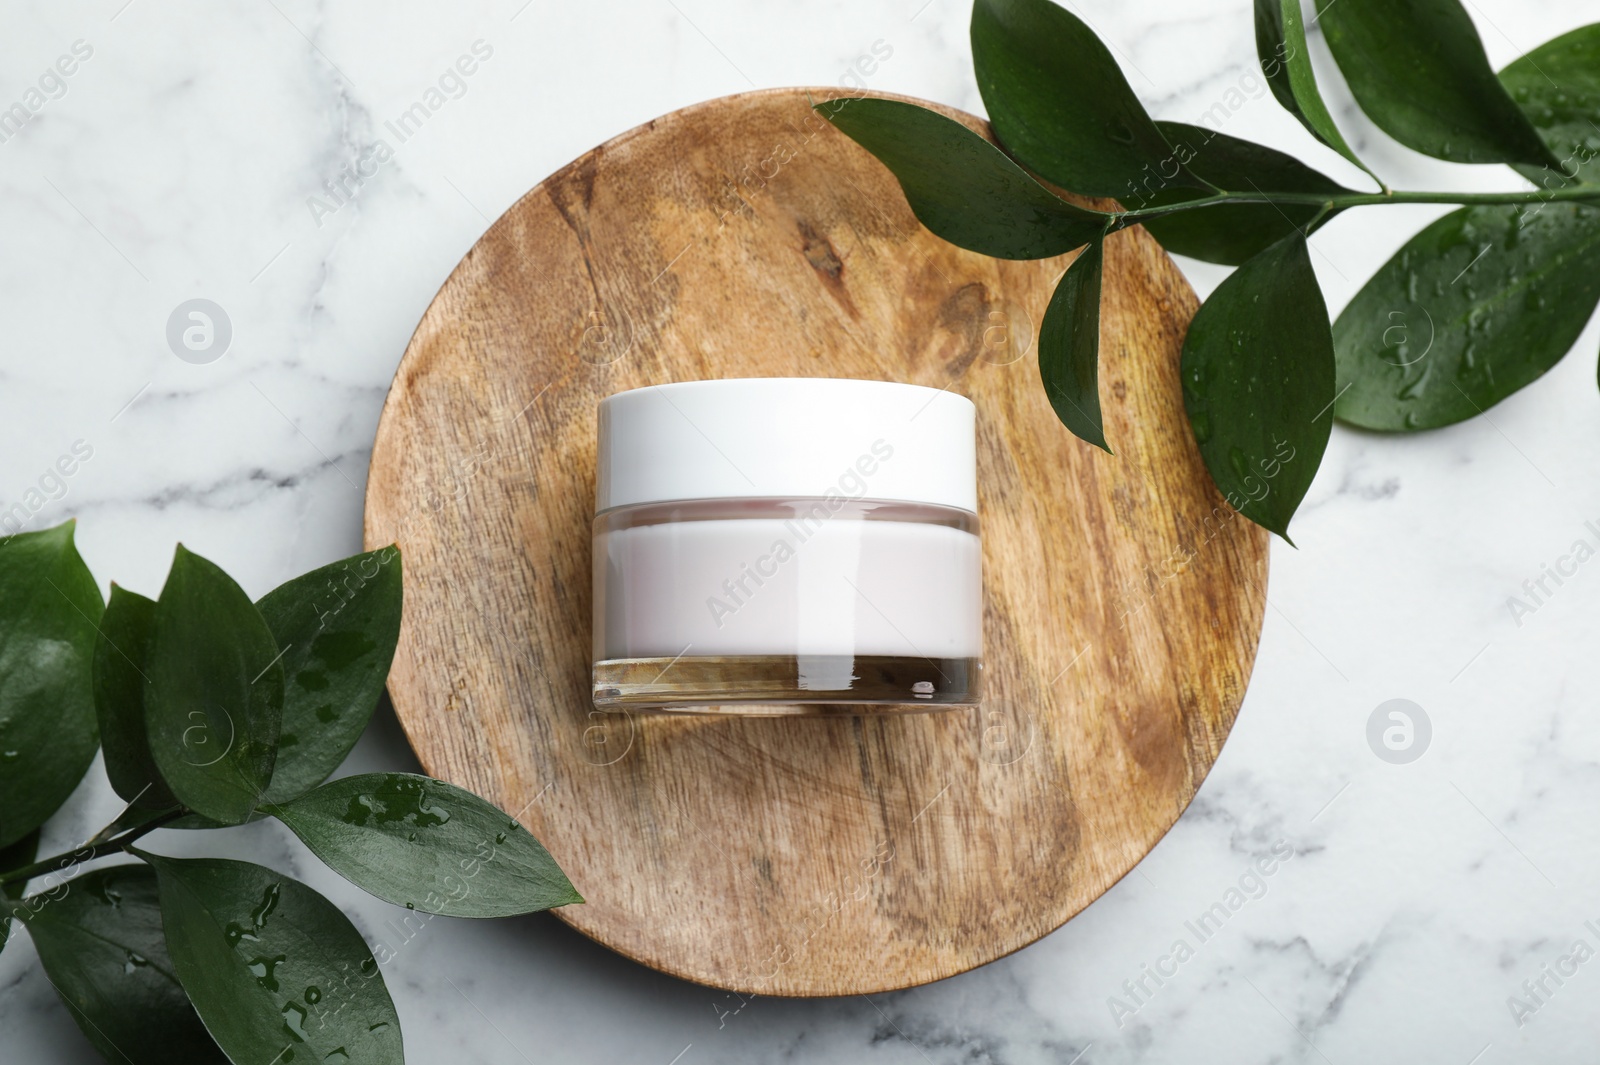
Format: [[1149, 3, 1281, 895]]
[[282, 1001, 309, 1042], [248, 953, 287, 992]]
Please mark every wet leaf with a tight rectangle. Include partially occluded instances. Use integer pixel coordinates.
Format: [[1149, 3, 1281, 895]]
[[1139, 122, 1351, 265], [0, 520, 103, 848], [1320, 0, 1558, 167], [1500, 23, 1600, 188], [21, 864, 226, 1064], [142, 852, 403, 1065], [1335, 202, 1600, 430], [1038, 241, 1109, 450], [144, 546, 284, 825], [268, 773, 581, 918], [94, 585, 177, 809], [820, 96, 1105, 259], [1254, 0, 1373, 177], [256, 547, 402, 804], [1182, 232, 1334, 541], [972, 0, 1209, 198]]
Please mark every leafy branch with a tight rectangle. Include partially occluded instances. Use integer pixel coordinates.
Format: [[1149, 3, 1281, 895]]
[[1110, 183, 1600, 226], [819, 0, 1600, 539], [0, 520, 579, 1065]]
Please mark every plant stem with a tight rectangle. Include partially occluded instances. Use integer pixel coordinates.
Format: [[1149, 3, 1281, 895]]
[[1109, 183, 1600, 228], [1301, 202, 1336, 233], [83, 799, 177, 847], [0, 809, 184, 888]]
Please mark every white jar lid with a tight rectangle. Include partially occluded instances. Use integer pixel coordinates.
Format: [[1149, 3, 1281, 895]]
[[596, 378, 977, 513]]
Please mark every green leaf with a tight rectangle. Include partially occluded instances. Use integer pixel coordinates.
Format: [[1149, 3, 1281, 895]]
[[94, 584, 177, 809], [21, 865, 226, 1064], [0, 829, 39, 956], [1139, 122, 1352, 265], [1319, 0, 1558, 167], [819, 96, 1105, 259], [1334, 202, 1600, 430], [1500, 24, 1600, 188], [268, 773, 581, 918], [1038, 241, 1109, 450], [145, 546, 284, 825], [971, 0, 1209, 198], [0, 519, 103, 848], [257, 547, 403, 804], [1254, 0, 1375, 179], [142, 852, 403, 1065], [152, 545, 406, 828], [1182, 232, 1333, 541]]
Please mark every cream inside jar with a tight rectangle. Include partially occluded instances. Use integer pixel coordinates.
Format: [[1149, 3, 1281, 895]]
[[591, 378, 981, 714]]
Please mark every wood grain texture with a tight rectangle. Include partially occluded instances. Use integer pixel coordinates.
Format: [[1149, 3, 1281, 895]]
[[364, 88, 1268, 996]]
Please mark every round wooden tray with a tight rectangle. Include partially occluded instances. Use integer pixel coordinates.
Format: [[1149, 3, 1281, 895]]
[[364, 88, 1268, 996]]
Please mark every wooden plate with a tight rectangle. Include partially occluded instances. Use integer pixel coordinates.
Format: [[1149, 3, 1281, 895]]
[[364, 88, 1268, 996]]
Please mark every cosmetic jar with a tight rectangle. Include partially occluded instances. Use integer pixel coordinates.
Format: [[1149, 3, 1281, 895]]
[[591, 378, 982, 714]]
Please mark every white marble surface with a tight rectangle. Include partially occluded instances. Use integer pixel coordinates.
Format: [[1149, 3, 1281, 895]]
[[5, 0, 1600, 1060]]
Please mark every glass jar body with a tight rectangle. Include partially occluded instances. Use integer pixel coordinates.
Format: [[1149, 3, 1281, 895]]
[[591, 497, 982, 713]]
